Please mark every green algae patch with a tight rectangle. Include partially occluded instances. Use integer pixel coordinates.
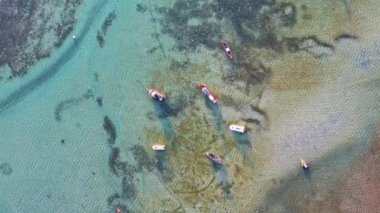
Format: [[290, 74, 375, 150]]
[[144, 108, 222, 203], [267, 53, 326, 91], [140, 40, 275, 207], [0, 0, 83, 76], [143, 91, 273, 210]]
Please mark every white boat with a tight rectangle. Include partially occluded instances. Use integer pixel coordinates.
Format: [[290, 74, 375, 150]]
[[229, 124, 246, 133], [152, 144, 165, 151], [206, 152, 224, 164]]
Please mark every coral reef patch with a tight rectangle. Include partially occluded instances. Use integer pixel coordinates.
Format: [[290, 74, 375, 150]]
[[103, 116, 117, 145], [96, 97, 103, 106], [156, 0, 297, 51], [285, 33, 358, 58], [0, 0, 83, 76], [97, 11, 117, 48], [0, 162, 13, 176], [54, 89, 93, 122], [136, 3, 148, 13], [121, 176, 136, 199], [130, 145, 155, 172], [108, 147, 120, 175], [106, 192, 120, 207]]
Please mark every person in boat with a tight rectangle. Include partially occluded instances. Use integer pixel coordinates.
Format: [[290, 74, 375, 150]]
[[199, 84, 217, 104], [206, 152, 224, 165], [300, 159, 309, 170], [149, 89, 165, 102], [221, 40, 233, 59]]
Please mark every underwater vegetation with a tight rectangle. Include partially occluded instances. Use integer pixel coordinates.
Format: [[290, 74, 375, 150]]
[[156, 0, 296, 51], [0, 0, 82, 76], [143, 108, 239, 206], [108, 147, 121, 175], [54, 89, 93, 122], [106, 192, 130, 213], [136, 3, 148, 13], [285, 34, 358, 58], [121, 176, 136, 199], [131, 145, 156, 172], [103, 115, 117, 145], [97, 11, 117, 48], [0, 162, 12, 176], [104, 112, 175, 209], [106, 192, 120, 207], [96, 97, 103, 106], [147, 62, 211, 120]]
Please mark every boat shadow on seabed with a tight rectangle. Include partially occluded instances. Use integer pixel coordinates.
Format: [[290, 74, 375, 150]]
[[204, 97, 226, 140], [232, 131, 252, 156], [211, 163, 233, 199], [152, 100, 177, 142]]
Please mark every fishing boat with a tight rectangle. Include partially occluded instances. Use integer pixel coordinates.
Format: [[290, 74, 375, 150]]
[[229, 124, 246, 133], [300, 159, 309, 169], [199, 84, 217, 104], [149, 88, 166, 102], [220, 40, 233, 59], [206, 152, 224, 164], [152, 144, 165, 151]]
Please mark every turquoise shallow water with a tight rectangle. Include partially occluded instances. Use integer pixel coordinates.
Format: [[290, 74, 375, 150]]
[[0, 0, 379, 212], [0, 0, 188, 212]]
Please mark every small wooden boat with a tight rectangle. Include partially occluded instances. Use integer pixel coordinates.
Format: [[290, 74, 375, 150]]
[[152, 144, 165, 151], [220, 40, 233, 60], [300, 159, 309, 169], [149, 88, 166, 102], [206, 152, 224, 164], [229, 124, 246, 133], [199, 84, 217, 104]]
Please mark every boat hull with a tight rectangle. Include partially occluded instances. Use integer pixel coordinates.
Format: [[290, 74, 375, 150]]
[[221, 40, 233, 59], [152, 144, 165, 151], [199, 84, 218, 104], [206, 152, 224, 164], [229, 124, 246, 133], [149, 89, 166, 102]]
